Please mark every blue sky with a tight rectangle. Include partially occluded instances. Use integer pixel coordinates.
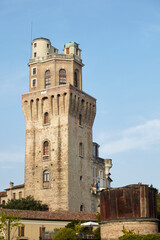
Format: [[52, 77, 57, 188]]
[[0, 0, 160, 191]]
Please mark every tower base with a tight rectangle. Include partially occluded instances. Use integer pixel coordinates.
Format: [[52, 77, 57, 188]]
[[101, 218, 159, 240]]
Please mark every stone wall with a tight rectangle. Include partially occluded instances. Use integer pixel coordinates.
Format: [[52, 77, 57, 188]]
[[101, 220, 159, 240], [22, 84, 96, 212]]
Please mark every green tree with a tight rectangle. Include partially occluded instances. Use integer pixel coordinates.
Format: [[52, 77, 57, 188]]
[[65, 220, 81, 230], [96, 213, 101, 223], [0, 196, 48, 211], [52, 228, 77, 240], [74, 222, 85, 233], [0, 212, 22, 240], [93, 227, 100, 240], [119, 228, 160, 240]]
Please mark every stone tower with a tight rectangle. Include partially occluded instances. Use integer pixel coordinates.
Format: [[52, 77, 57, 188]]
[[22, 37, 96, 212]]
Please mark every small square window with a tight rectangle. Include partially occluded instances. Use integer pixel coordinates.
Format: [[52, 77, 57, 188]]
[[32, 79, 36, 87], [34, 52, 37, 57], [33, 68, 36, 75]]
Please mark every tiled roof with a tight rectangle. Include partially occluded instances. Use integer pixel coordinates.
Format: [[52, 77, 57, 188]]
[[0, 209, 97, 221], [5, 184, 24, 191], [0, 192, 7, 197]]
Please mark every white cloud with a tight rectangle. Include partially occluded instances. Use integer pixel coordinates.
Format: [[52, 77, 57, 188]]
[[101, 119, 160, 155]]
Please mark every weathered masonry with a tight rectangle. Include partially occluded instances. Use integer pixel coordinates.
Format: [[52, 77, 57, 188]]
[[21, 37, 112, 212]]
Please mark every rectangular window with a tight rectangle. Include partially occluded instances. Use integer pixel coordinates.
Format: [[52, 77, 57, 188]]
[[34, 52, 37, 57], [19, 191, 22, 199], [18, 226, 24, 237], [13, 193, 16, 200], [32, 79, 36, 87], [33, 68, 36, 75], [99, 170, 103, 179], [34, 43, 37, 48], [39, 227, 45, 238], [47, 43, 50, 48], [66, 48, 69, 54]]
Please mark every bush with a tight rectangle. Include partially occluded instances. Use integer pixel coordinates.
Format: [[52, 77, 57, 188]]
[[93, 227, 100, 239], [52, 228, 77, 240], [119, 228, 160, 240]]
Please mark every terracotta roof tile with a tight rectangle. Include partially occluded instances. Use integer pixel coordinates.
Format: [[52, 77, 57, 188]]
[[0, 209, 97, 221], [0, 192, 7, 197], [5, 184, 24, 191]]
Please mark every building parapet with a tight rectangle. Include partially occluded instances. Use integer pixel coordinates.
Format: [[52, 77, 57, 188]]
[[29, 53, 83, 66]]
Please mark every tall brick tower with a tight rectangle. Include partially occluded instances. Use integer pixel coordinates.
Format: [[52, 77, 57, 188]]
[[22, 38, 96, 211]]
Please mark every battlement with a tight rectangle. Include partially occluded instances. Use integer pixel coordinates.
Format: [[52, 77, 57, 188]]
[[22, 84, 96, 126]]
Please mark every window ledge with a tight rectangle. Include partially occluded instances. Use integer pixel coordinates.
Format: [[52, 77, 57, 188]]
[[43, 123, 50, 126], [43, 155, 50, 161], [43, 182, 50, 188]]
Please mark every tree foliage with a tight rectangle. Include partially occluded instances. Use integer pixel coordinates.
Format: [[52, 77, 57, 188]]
[[0, 196, 48, 211], [66, 220, 89, 233], [93, 227, 100, 240], [52, 228, 77, 240], [0, 212, 22, 240], [96, 213, 101, 223], [119, 228, 160, 240], [65, 220, 81, 230]]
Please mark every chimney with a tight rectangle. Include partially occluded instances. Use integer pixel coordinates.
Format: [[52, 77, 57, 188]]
[[10, 182, 14, 188]]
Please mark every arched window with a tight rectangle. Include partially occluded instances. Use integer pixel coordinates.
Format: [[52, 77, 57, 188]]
[[43, 170, 49, 182], [2, 200, 5, 205], [45, 70, 51, 89], [79, 142, 84, 157], [44, 112, 49, 124], [74, 70, 79, 87], [43, 141, 49, 156], [59, 69, 66, 85], [80, 204, 84, 211]]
